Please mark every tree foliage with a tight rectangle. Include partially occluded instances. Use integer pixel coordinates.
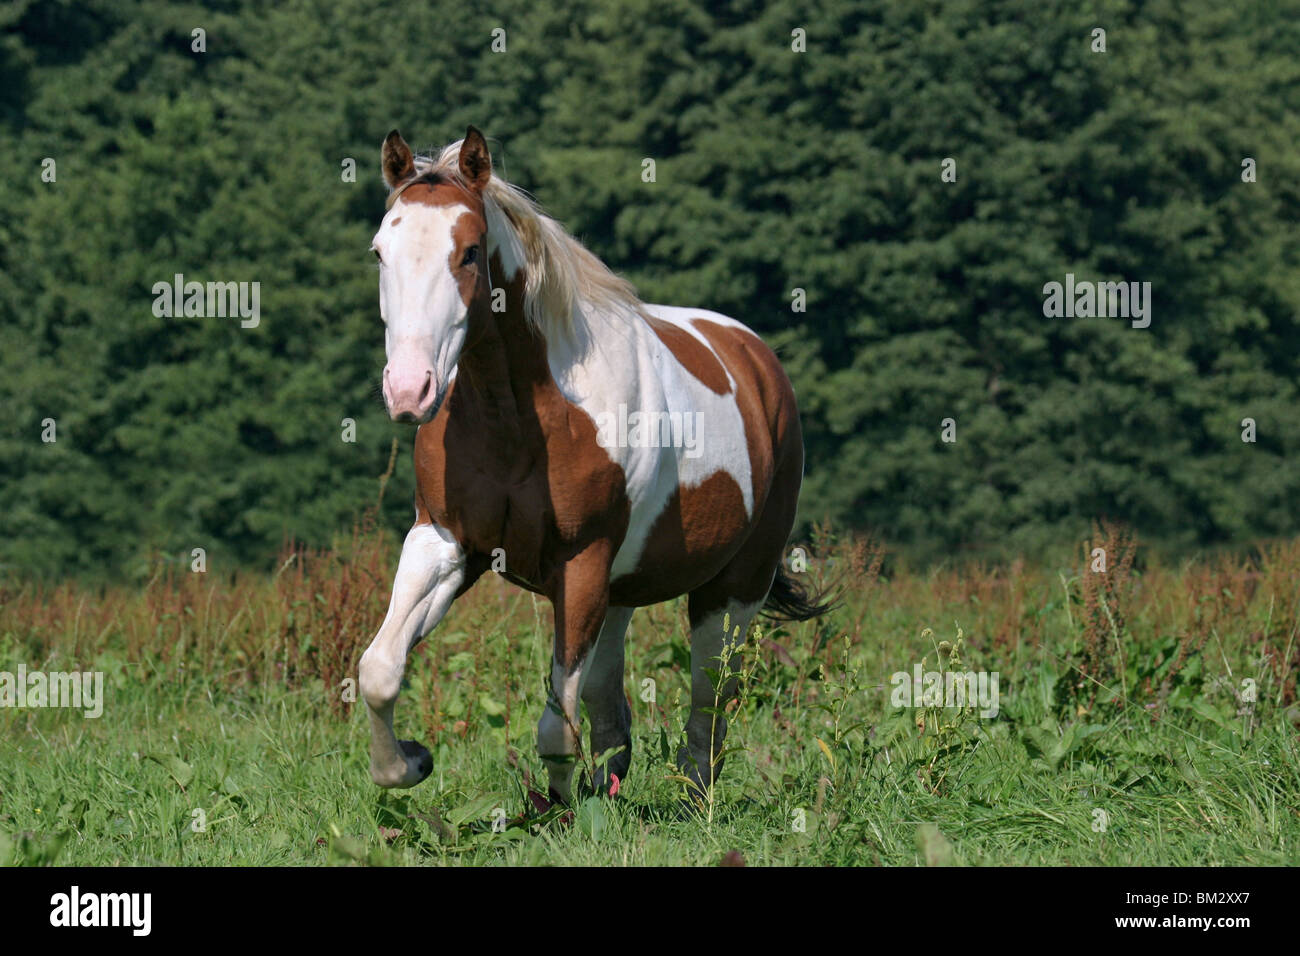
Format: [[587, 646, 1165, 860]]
[[2, 0, 1297, 576]]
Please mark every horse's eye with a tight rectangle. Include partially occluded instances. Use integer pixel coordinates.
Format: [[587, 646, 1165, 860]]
[[461, 246, 478, 267]]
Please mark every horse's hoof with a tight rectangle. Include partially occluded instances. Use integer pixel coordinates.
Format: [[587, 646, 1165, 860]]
[[371, 740, 433, 788], [675, 746, 715, 793], [398, 739, 434, 781]]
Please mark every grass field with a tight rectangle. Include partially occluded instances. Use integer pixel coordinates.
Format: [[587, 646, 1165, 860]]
[[2, 520, 1298, 866]]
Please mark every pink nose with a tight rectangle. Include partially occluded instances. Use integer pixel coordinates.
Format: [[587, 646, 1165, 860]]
[[383, 364, 437, 422]]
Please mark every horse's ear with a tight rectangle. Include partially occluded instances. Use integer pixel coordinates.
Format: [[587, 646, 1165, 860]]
[[382, 129, 415, 189], [458, 126, 492, 192]]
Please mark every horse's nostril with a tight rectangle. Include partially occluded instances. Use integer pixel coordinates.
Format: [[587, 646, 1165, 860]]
[[418, 372, 432, 405]]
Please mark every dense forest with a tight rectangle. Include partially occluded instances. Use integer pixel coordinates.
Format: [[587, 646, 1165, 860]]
[[1, 0, 1298, 578]]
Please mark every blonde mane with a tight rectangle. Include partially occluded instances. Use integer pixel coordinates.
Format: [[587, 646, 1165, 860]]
[[412, 138, 643, 340]]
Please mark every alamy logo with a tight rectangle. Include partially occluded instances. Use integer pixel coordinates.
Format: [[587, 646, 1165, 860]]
[[1042, 273, 1151, 328], [151, 273, 260, 328], [0, 665, 103, 718], [50, 886, 151, 936], [595, 403, 703, 459], [889, 663, 1000, 718]]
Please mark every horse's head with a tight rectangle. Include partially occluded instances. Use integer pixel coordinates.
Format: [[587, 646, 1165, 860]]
[[372, 126, 493, 423]]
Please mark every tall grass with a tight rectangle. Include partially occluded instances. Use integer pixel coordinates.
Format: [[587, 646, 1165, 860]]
[[1, 517, 1298, 865]]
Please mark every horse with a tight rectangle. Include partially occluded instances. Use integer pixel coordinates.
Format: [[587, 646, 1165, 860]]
[[358, 126, 830, 804]]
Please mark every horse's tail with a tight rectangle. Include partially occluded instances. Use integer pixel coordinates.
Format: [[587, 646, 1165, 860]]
[[760, 565, 838, 623]]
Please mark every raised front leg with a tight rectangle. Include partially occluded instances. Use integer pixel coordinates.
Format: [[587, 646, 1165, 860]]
[[537, 543, 613, 804], [359, 523, 465, 788]]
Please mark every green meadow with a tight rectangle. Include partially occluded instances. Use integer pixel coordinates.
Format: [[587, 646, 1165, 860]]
[[2, 522, 1297, 866]]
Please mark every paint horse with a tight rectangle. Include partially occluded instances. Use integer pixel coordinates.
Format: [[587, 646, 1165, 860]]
[[359, 126, 829, 803]]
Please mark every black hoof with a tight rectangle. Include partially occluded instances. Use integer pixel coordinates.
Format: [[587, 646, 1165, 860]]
[[398, 739, 433, 781]]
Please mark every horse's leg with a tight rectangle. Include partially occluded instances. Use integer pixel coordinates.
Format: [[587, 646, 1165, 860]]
[[537, 543, 612, 805], [679, 591, 765, 793], [679, 430, 806, 791], [581, 605, 634, 793], [359, 523, 466, 788]]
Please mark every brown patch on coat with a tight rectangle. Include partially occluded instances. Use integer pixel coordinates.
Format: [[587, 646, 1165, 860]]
[[393, 176, 474, 210], [645, 316, 731, 395], [448, 210, 487, 308], [608, 471, 751, 607]]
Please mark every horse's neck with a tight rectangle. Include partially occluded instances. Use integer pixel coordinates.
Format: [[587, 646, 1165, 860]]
[[452, 247, 643, 467], [456, 321, 531, 418], [450, 261, 560, 466]]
